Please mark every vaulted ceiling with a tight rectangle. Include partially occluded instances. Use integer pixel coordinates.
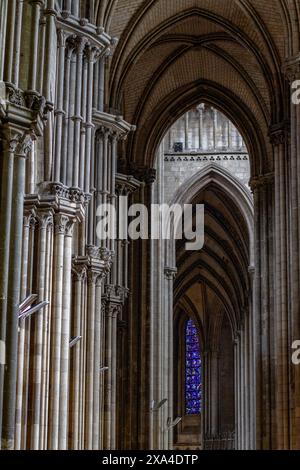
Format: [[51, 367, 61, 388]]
[[100, 0, 299, 175]]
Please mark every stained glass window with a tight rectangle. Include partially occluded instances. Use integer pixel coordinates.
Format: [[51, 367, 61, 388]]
[[185, 319, 202, 414]]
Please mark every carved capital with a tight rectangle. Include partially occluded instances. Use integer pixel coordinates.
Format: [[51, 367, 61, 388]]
[[72, 264, 87, 282], [129, 164, 156, 184], [37, 210, 53, 230], [249, 172, 274, 192], [54, 213, 70, 235], [87, 270, 99, 285], [283, 54, 300, 82], [269, 122, 289, 146], [23, 209, 36, 228], [107, 302, 122, 318], [57, 28, 67, 48], [164, 267, 177, 280]]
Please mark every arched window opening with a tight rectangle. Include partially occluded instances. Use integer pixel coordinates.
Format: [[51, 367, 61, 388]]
[[185, 319, 202, 415]]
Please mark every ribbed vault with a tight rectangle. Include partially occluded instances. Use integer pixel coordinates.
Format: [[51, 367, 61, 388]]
[[173, 165, 253, 336], [103, 0, 300, 180]]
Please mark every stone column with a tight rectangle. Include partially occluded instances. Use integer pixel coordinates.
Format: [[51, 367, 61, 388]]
[[197, 105, 204, 150], [184, 113, 189, 150], [1, 135, 30, 449], [213, 109, 217, 150], [70, 264, 86, 449], [59, 218, 75, 449], [283, 56, 300, 449], [30, 211, 52, 449], [61, 41, 73, 185], [104, 303, 114, 449], [43, 1, 57, 103], [93, 276, 103, 449], [48, 214, 69, 449], [84, 46, 98, 193], [12, 0, 24, 88], [72, 37, 86, 188], [164, 267, 177, 449], [28, 0, 44, 92], [15, 210, 35, 449], [250, 173, 275, 449], [54, 30, 67, 182], [3, 0, 16, 83], [0, 134, 16, 438], [85, 270, 97, 449], [0, 0, 8, 81]]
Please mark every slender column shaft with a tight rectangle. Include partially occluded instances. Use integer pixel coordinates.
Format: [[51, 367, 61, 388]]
[[48, 214, 67, 449], [30, 216, 48, 449], [104, 307, 113, 449], [28, 0, 42, 91], [61, 46, 72, 185], [43, 2, 56, 102], [12, 0, 24, 87], [213, 109, 217, 149], [110, 308, 118, 450], [98, 57, 105, 112], [40, 223, 53, 449], [58, 223, 73, 449], [79, 57, 88, 190], [54, 31, 66, 182], [184, 113, 189, 150], [70, 270, 83, 449], [85, 273, 96, 449], [92, 279, 102, 449], [72, 0, 79, 17], [15, 215, 31, 449], [0, 139, 14, 439], [0, 0, 8, 81], [84, 48, 96, 192], [72, 38, 85, 188], [2, 150, 26, 449], [3, 0, 16, 83], [198, 107, 203, 150], [66, 52, 76, 187], [37, 17, 46, 94]]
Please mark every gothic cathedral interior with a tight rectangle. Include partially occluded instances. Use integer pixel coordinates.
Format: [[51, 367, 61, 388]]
[[0, 0, 300, 451]]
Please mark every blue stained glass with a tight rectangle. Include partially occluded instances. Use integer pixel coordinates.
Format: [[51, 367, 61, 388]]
[[185, 319, 202, 414]]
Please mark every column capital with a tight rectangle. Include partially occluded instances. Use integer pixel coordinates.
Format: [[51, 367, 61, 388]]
[[283, 54, 300, 82], [87, 270, 99, 285], [54, 213, 70, 235], [36, 210, 54, 230], [106, 302, 122, 319], [57, 28, 68, 48], [164, 266, 177, 280], [269, 122, 289, 146], [72, 263, 87, 282], [249, 172, 274, 192], [23, 209, 37, 228], [129, 164, 156, 184]]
